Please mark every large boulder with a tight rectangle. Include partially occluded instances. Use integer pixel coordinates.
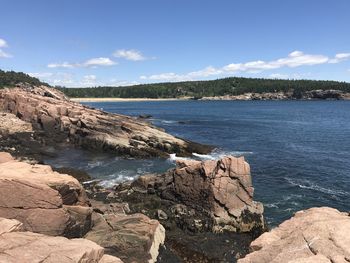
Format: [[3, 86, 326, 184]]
[[0, 152, 92, 237], [238, 207, 350, 263], [0, 217, 123, 263], [0, 85, 211, 157], [133, 156, 265, 233], [85, 201, 165, 263]]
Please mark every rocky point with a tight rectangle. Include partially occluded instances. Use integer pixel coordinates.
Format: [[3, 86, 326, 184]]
[[0, 84, 211, 159]]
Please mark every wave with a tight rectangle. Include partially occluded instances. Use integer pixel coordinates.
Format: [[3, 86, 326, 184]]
[[168, 153, 190, 162], [285, 177, 349, 197], [160, 120, 177, 124], [193, 150, 253, 160], [168, 150, 254, 163], [98, 171, 136, 188]]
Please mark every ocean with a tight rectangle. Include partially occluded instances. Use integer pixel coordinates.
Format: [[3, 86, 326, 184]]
[[45, 100, 350, 226]]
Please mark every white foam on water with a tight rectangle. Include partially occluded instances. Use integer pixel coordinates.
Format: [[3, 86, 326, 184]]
[[168, 150, 254, 163], [97, 170, 137, 188], [167, 153, 190, 162], [193, 150, 253, 160], [265, 203, 279, 208], [87, 161, 104, 168], [161, 120, 177, 124], [285, 177, 349, 197]]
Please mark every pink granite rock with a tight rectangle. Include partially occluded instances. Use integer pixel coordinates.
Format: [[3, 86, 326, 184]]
[[238, 207, 350, 263]]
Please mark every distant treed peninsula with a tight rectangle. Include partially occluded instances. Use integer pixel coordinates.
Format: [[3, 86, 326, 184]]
[[59, 78, 350, 100], [1, 69, 350, 99]]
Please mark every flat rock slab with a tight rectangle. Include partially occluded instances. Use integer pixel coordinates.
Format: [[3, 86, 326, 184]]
[[238, 207, 350, 263]]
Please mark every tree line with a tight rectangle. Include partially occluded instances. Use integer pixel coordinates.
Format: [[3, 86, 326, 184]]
[[58, 77, 350, 98], [0, 70, 47, 88], [1, 69, 350, 98]]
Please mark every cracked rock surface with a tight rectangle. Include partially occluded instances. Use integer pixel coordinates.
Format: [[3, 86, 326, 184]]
[[0, 152, 92, 237], [129, 156, 265, 233], [0, 85, 211, 158], [0, 217, 123, 263], [238, 207, 350, 263], [85, 201, 165, 263]]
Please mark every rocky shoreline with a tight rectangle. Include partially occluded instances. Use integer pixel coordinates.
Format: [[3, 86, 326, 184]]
[[0, 84, 349, 262], [199, 89, 350, 101]]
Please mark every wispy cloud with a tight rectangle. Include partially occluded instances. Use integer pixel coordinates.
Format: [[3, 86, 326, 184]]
[[81, 74, 97, 86], [28, 71, 140, 88], [0, 38, 12, 58], [47, 57, 117, 68], [141, 51, 350, 82], [113, 49, 149, 61], [328, 53, 350, 64]]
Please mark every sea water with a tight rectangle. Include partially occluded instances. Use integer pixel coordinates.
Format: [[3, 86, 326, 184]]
[[45, 100, 350, 226]]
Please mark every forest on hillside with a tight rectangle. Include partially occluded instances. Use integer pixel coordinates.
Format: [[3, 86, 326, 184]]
[[58, 77, 350, 98], [0, 70, 47, 88], [1, 69, 350, 98]]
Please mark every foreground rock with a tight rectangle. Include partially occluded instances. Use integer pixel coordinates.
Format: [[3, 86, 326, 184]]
[[129, 156, 265, 234], [90, 156, 265, 261], [238, 207, 350, 263], [86, 201, 165, 263], [0, 84, 211, 158], [0, 152, 92, 237], [0, 217, 123, 263]]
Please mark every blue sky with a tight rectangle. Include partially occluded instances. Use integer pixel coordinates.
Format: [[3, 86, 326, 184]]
[[1, 0, 350, 87]]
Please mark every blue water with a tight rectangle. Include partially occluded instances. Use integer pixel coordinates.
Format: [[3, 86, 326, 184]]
[[46, 100, 350, 226]]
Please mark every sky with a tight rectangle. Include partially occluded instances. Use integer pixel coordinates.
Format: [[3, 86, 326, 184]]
[[1, 0, 350, 87]]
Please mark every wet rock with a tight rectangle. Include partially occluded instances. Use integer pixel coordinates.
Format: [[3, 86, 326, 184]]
[[0, 85, 212, 158], [0, 152, 92, 237], [157, 209, 168, 220], [238, 207, 350, 263], [138, 114, 153, 119]]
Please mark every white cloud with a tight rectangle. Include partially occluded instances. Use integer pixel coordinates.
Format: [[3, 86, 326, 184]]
[[141, 50, 348, 82], [269, 73, 290, 79], [81, 75, 97, 86], [113, 49, 147, 61], [0, 38, 11, 58], [329, 53, 350, 64], [0, 49, 11, 58], [83, 57, 116, 67], [48, 62, 76, 68], [0, 38, 8, 48], [28, 72, 54, 78], [47, 57, 116, 68]]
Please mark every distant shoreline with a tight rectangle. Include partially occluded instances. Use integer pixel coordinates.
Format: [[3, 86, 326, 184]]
[[71, 97, 191, 102]]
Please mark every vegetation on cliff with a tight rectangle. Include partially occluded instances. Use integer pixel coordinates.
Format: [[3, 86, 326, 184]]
[[0, 70, 47, 88]]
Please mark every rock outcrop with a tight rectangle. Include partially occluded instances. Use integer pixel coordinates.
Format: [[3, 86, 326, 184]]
[[0, 85, 211, 158], [0, 217, 123, 263], [200, 89, 350, 101], [238, 207, 350, 263], [86, 201, 165, 263], [0, 152, 92, 237], [130, 156, 265, 234]]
